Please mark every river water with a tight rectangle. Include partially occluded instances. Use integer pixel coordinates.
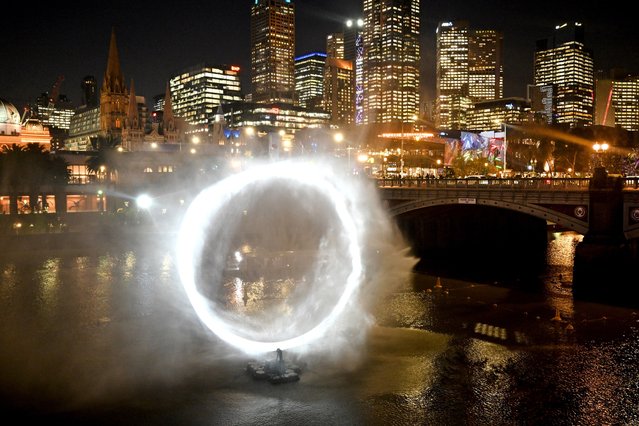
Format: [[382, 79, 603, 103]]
[[1, 231, 639, 425]]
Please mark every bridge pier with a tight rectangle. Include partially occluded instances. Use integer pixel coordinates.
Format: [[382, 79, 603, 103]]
[[573, 168, 635, 305]]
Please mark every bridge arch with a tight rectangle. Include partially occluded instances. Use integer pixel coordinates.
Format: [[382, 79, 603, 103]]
[[388, 198, 588, 235]]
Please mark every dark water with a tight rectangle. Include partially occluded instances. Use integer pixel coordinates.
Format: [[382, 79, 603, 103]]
[[1, 231, 639, 425]]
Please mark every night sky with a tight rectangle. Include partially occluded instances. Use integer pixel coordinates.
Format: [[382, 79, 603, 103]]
[[2, 1, 637, 111]]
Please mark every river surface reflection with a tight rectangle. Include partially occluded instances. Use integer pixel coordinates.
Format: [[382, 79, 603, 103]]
[[1, 231, 638, 425]]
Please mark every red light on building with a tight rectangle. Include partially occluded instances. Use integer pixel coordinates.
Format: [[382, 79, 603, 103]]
[[231, 66, 240, 72]]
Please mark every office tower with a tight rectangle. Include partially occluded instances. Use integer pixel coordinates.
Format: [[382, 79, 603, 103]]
[[295, 52, 326, 109], [436, 21, 503, 130], [469, 30, 503, 102], [467, 97, 531, 132], [100, 27, 128, 136], [169, 63, 243, 128], [81, 75, 98, 107], [436, 21, 469, 130], [534, 22, 594, 126], [326, 33, 344, 59], [611, 74, 639, 131], [250, 0, 295, 104], [362, 0, 420, 125], [153, 94, 165, 112], [324, 57, 354, 124]]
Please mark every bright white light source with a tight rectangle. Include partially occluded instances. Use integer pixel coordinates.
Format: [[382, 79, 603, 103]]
[[176, 160, 363, 354], [136, 194, 153, 209]]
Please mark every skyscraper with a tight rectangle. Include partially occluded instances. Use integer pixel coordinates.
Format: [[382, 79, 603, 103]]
[[169, 63, 243, 129], [326, 33, 344, 59], [436, 21, 470, 130], [324, 57, 354, 125], [469, 30, 503, 102], [250, 0, 295, 104], [611, 74, 639, 131], [436, 22, 503, 130], [362, 0, 420, 125], [295, 52, 326, 109], [534, 22, 594, 126]]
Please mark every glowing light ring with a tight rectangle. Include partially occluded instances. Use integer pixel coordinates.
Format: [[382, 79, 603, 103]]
[[176, 162, 363, 354]]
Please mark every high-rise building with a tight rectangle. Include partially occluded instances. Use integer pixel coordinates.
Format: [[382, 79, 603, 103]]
[[608, 74, 639, 131], [326, 33, 344, 59], [436, 21, 469, 130], [533, 22, 594, 126], [362, 0, 420, 125], [469, 30, 503, 102], [100, 27, 128, 137], [81, 75, 98, 107], [250, 0, 295, 104], [169, 63, 243, 129], [436, 21, 503, 130], [324, 57, 354, 125], [295, 52, 326, 109]]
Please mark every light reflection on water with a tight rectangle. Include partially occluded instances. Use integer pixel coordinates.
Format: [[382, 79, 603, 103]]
[[1, 231, 639, 425]]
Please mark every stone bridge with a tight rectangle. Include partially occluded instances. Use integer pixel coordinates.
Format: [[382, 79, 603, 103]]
[[376, 175, 639, 240]]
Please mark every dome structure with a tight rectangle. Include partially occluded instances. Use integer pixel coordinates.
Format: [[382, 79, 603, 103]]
[[0, 98, 21, 136]]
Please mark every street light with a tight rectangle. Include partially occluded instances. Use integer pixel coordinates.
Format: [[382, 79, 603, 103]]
[[593, 142, 609, 168]]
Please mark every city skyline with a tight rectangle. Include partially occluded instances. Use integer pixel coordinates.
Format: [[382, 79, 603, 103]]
[[2, 0, 637, 111]]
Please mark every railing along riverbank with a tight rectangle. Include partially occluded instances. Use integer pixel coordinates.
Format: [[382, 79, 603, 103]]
[[375, 176, 639, 190]]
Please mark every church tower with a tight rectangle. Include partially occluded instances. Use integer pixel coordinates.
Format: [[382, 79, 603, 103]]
[[121, 79, 144, 150], [100, 27, 129, 138]]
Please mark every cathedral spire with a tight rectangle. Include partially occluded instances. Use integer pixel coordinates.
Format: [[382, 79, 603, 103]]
[[102, 27, 126, 94]]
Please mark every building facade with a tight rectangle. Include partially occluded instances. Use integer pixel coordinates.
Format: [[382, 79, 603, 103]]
[[466, 97, 531, 132], [436, 21, 469, 130], [362, 0, 420, 125], [469, 30, 503, 103], [324, 58, 354, 125], [294, 52, 326, 109], [436, 21, 503, 130], [169, 63, 243, 132], [612, 75, 639, 131], [533, 22, 594, 126], [250, 0, 295, 104]]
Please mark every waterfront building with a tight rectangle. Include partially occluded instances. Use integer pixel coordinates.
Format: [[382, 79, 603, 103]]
[[295, 52, 326, 109], [466, 97, 531, 132], [533, 22, 594, 126], [362, 0, 420, 125], [250, 0, 295, 104], [0, 98, 51, 149]]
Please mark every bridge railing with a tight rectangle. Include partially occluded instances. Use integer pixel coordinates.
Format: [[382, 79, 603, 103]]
[[375, 177, 593, 190]]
